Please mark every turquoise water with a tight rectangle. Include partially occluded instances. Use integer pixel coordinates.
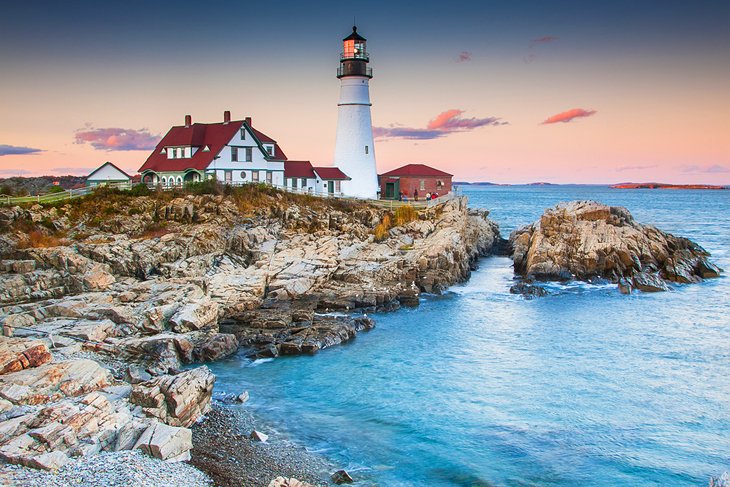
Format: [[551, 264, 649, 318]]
[[210, 186, 730, 486]]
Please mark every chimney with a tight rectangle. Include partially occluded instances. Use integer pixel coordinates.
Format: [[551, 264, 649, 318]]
[[184, 114, 192, 127], [223, 110, 231, 124], [245, 117, 252, 126]]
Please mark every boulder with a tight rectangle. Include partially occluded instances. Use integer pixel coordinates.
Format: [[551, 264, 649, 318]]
[[0, 391, 138, 469], [509, 282, 549, 299], [510, 201, 721, 290], [0, 339, 52, 375], [133, 421, 192, 462], [250, 430, 269, 442], [268, 478, 314, 487], [114, 333, 193, 374], [126, 365, 152, 384], [169, 300, 219, 333], [0, 359, 111, 405], [331, 470, 354, 484], [236, 391, 249, 403], [617, 278, 633, 295], [632, 272, 670, 292], [130, 366, 215, 428], [82, 263, 116, 291], [25, 450, 71, 471], [2, 313, 37, 337], [192, 332, 239, 362]]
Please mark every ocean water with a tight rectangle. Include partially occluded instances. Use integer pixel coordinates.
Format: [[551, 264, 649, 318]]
[[210, 186, 730, 486]]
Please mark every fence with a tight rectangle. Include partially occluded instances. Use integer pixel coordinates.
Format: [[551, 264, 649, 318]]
[[0, 181, 134, 206], [0, 180, 457, 210]]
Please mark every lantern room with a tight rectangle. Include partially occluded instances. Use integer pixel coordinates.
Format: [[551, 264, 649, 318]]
[[342, 26, 368, 60], [338, 26, 372, 78]]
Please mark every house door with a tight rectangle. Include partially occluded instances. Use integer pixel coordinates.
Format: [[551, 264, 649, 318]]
[[385, 181, 399, 199], [327, 181, 334, 194]]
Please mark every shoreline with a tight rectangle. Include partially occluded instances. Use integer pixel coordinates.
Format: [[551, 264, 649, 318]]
[[191, 402, 334, 487]]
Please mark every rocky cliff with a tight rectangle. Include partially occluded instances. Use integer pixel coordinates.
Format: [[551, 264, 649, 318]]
[[510, 200, 721, 292], [0, 186, 502, 469]]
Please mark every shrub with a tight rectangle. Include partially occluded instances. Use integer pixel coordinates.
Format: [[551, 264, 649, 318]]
[[374, 214, 392, 242], [138, 221, 170, 239], [128, 183, 151, 197], [394, 205, 418, 226], [185, 179, 221, 195], [39, 217, 55, 230], [47, 186, 66, 194], [19, 230, 63, 248]]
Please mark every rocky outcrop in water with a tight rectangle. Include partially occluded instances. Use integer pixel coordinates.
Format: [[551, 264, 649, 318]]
[[510, 200, 721, 292]]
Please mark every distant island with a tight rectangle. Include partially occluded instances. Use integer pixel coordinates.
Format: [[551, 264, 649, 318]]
[[454, 181, 500, 186], [527, 182, 555, 186], [610, 182, 728, 190]]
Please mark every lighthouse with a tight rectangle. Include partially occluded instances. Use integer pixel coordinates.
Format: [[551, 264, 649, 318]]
[[333, 26, 378, 199]]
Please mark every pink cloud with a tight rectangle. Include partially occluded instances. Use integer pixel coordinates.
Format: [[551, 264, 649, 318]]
[[375, 110, 506, 140], [456, 51, 472, 63], [74, 127, 160, 151], [541, 108, 597, 125], [529, 36, 559, 48], [427, 109, 503, 131]]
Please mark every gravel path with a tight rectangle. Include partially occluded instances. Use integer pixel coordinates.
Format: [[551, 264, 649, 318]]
[[191, 403, 334, 487], [0, 449, 212, 487]]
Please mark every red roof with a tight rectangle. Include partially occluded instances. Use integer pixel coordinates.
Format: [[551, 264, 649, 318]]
[[313, 167, 351, 180], [285, 161, 316, 178], [250, 127, 288, 160], [379, 164, 452, 178], [138, 120, 287, 173]]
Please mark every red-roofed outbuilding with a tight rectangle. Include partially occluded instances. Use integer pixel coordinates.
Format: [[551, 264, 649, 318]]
[[281, 161, 351, 194], [378, 164, 453, 200]]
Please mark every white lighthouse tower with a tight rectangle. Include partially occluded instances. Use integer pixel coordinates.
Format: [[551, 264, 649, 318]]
[[333, 26, 378, 199]]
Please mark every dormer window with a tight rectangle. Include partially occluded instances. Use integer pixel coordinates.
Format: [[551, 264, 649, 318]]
[[166, 146, 189, 159], [265, 145, 273, 156]]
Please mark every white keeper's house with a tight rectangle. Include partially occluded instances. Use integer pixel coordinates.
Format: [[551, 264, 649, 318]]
[[139, 111, 289, 187], [139, 111, 351, 195]]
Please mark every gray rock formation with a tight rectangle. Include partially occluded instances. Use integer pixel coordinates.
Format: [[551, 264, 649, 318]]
[[510, 201, 721, 292], [0, 191, 501, 469], [130, 367, 215, 428]]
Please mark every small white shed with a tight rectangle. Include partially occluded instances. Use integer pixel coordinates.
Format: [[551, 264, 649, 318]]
[[86, 162, 131, 187]]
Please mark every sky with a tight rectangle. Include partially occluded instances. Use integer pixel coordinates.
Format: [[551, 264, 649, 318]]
[[1, 0, 729, 184]]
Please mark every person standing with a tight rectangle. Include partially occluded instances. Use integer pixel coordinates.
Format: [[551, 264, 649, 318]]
[[413, 189, 419, 201], [426, 192, 432, 201]]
